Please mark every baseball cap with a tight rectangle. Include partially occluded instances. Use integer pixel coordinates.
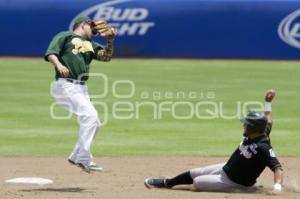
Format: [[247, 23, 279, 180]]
[[74, 15, 92, 26]]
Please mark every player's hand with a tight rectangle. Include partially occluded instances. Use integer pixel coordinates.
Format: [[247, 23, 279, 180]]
[[56, 64, 70, 77], [92, 20, 116, 39], [267, 183, 282, 195], [265, 89, 275, 102]]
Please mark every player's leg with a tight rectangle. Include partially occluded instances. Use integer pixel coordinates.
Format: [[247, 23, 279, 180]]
[[190, 163, 225, 178], [68, 93, 96, 164], [145, 171, 193, 189], [144, 163, 225, 189], [75, 101, 100, 167], [68, 144, 80, 164], [193, 172, 234, 192], [193, 170, 254, 192], [71, 86, 102, 172], [52, 79, 101, 171], [81, 84, 99, 163], [77, 84, 102, 169], [145, 167, 253, 192]]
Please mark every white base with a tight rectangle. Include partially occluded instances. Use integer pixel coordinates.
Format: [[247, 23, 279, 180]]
[[5, 177, 53, 185]]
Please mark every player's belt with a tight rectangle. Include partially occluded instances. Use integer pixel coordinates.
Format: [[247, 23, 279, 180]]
[[65, 78, 86, 85]]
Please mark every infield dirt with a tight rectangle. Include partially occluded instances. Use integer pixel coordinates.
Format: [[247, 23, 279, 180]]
[[0, 157, 299, 199]]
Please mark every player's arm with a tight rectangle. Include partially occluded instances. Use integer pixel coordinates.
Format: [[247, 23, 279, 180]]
[[45, 32, 70, 77], [92, 20, 115, 62], [264, 89, 275, 123], [47, 54, 70, 78], [264, 89, 275, 135], [272, 166, 283, 194], [95, 38, 114, 62], [260, 144, 283, 195]]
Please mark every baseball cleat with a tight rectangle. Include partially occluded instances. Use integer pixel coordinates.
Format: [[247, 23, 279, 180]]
[[68, 159, 77, 165], [88, 162, 103, 172], [78, 163, 91, 173], [78, 162, 103, 173], [144, 178, 167, 189]]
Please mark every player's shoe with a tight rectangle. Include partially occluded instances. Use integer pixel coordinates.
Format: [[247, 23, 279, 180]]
[[144, 178, 168, 189], [68, 159, 77, 166], [89, 161, 103, 172], [78, 162, 103, 173], [78, 163, 91, 173]]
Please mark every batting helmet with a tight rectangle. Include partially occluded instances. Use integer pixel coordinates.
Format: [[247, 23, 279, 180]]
[[240, 111, 268, 134]]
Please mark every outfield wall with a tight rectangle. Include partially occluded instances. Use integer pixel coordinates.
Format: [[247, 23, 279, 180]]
[[1, 0, 300, 59]]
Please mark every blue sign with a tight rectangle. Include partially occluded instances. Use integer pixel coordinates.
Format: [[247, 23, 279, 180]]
[[1, 0, 300, 59]]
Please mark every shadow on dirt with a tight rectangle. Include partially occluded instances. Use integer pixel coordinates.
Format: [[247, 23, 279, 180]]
[[20, 187, 86, 193]]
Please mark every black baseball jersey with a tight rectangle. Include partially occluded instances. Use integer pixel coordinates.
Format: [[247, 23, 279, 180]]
[[223, 123, 282, 186]]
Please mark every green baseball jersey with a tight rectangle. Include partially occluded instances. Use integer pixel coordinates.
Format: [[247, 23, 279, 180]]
[[45, 31, 103, 81]]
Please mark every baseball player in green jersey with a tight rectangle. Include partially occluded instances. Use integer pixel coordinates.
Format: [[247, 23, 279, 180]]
[[45, 16, 115, 173]]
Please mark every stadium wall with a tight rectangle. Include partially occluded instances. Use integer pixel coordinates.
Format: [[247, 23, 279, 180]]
[[1, 0, 300, 59]]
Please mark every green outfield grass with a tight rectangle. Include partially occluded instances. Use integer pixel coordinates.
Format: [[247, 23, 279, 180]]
[[0, 58, 299, 157]]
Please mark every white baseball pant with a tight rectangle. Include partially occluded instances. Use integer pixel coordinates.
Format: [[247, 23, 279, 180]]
[[52, 78, 100, 167]]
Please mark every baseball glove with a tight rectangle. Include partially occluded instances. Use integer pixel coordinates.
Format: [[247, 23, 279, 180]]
[[91, 20, 116, 39]]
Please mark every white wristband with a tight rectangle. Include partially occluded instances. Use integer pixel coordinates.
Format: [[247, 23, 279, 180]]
[[273, 183, 282, 192], [264, 102, 272, 112]]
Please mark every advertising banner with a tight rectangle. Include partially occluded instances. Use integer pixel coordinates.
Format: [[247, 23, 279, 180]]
[[1, 0, 300, 59]]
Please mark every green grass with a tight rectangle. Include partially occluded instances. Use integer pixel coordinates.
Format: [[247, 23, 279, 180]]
[[0, 58, 299, 157]]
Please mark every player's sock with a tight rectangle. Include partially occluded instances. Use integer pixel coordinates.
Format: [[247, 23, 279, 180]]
[[165, 171, 193, 187]]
